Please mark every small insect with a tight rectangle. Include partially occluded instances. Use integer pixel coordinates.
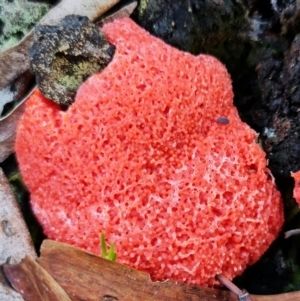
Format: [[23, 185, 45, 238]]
[[216, 117, 230, 124]]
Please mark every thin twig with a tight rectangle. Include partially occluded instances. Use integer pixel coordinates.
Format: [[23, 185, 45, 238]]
[[97, 1, 137, 26], [285, 229, 300, 239], [216, 274, 253, 301]]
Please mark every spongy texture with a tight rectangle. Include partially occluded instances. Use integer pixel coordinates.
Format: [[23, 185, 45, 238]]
[[292, 171, 300, 205], [16, 18, 284, 286]]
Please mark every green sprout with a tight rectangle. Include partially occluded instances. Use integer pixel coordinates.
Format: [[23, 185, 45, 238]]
[[100, 232, 117, 261]]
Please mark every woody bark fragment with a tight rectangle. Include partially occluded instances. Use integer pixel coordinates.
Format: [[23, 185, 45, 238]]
[[3, 256, 71, 301], [37, 240, 237, 301], [3, 240, 300, 301], [36, 240, 300, 301], [0, 167, 36, 301]]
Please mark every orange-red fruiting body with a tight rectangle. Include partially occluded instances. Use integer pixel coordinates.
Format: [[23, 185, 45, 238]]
[[15, 18, 284, 286], [292, 171, 300, 205]]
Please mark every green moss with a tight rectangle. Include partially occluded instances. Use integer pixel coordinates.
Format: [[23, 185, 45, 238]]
[[0, 0, 50, 51], [54, 56, 100, 91], [138, 0, 149, 17]]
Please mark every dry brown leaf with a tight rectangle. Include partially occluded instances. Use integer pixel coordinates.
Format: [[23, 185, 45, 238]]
[[3, 256, 71, 301], [0, 105, 24, 162], [36, 239, 238, 301], [35, 240, 300, 301], [38, 0, 120, 27], [0, 267, 25, 301], [0, 168, 36, 301], [0, 35, 34, 91], [3, 239, 300, 300]]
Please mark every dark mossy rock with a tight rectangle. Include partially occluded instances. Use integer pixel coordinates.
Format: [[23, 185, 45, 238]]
[[246, 34, 300, 177], [30, 14, 115, 107], [132, 0, 250, 66]]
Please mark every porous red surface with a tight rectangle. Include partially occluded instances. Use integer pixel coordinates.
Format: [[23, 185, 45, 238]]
[[292, 171, 300, 205], [16, 18, 284, 286]]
